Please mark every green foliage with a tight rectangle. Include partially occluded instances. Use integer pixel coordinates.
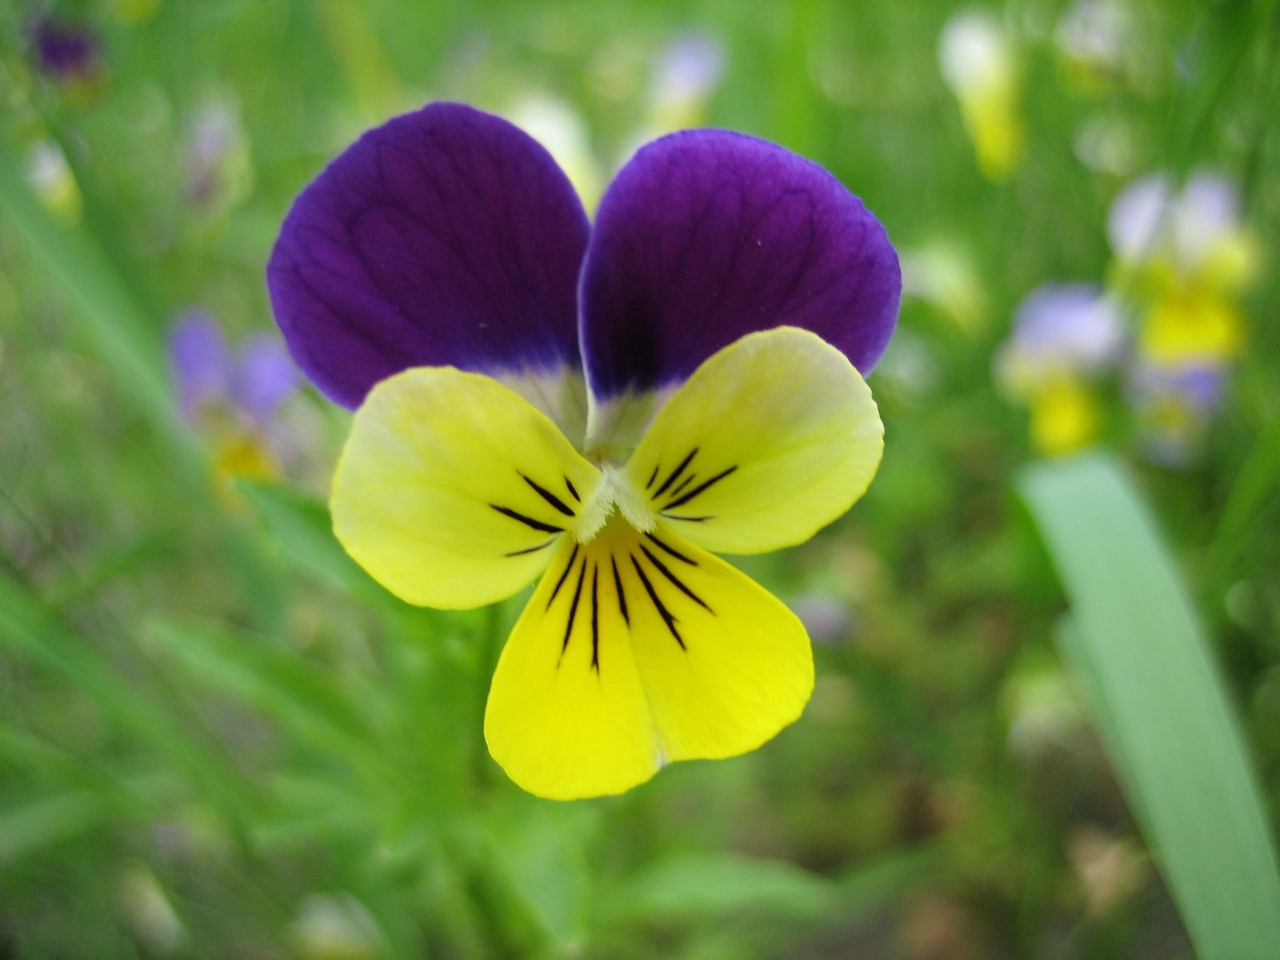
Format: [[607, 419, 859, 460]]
[[1021, 454, 1280, 960], [1, 0, 1278, 957]]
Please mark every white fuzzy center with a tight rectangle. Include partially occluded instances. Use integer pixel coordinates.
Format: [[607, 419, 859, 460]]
[[573, 466, 655, 542]]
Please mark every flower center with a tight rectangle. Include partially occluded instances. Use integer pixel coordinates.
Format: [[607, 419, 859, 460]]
[[574, 466, 655, 543]]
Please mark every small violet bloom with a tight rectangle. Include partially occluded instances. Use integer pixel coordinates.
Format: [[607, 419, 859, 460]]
[[1109, 170, 1254, 461], [505, 94, 604, 212], [994, 282, 1125, 457], [267, 103, 900, 799], [1109, 170, 1254, 294], [642, 31, 726, 136], [186, 96, 254, 213], [291, 893, 381, 960], [169, 311, 299, 482], [27, 15, 102, 85], [1126, 362, 1227, 467], [900, 242, 986, 333]]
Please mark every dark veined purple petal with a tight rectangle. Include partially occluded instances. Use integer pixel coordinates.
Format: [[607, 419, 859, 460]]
[[267, 103, 589, 409], [580, 130, 901, 399]]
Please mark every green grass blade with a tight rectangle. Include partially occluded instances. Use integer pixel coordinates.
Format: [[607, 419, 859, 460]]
[[234, 478, 381, 597], [1019, 453, 1280, 960], [1203, 404, 1280, 595], [0, 573, 260, 824], [144, 617, 396, 788], [0, 790, 105, 865], [0, 142, 190, 456]]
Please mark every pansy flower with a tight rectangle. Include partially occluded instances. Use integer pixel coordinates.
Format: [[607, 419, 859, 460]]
[[994, 282, 1124, 457], [1108, 170, 1254, 366], [1126, 362, 1225, 466], [169, 310, 299, 485], [27, 14, 103, 87], [1108, 170, 1255, 462], [267, 103, 900, 799]]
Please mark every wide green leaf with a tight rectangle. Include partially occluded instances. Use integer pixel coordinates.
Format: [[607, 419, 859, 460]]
[[598, 844, 935, 928], [1019, 453, 1280, 960]]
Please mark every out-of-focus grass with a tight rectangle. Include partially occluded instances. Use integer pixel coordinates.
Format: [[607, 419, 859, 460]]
[[1, 0, 1278, 957]]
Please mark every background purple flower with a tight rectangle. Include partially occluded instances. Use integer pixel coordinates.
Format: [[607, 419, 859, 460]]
[[169, 310, 298, 429], [185, 96, 254, 212], [1126, 361, 1226, 466], [1007, 282, 1125, 372], [28, 15, 102, 84], [1108, 169, 1245, 270], [994, 282, 1125, 396], [649, 31, 725, 109]]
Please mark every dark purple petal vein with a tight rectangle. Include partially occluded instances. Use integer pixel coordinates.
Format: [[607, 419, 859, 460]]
[[579, 130, 901, 399], [267, 103, 589, 408]]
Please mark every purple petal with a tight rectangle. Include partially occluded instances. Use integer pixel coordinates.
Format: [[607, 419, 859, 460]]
[[1174, 170, 1241, 265], [28, 16, 102, 83], [1108, 173, 1172, 261], [234, 334, 299, 422], [1129, 361, 1226, 415], [579, 130, 900, 399], [168, 310, 232, 418], [651, 32, 725, 104], [267, 103, 589, 409], [1012, 282, 1124, 371]]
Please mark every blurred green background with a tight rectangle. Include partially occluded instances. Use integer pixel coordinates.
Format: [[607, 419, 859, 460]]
[[2, 0, 1279, 957]]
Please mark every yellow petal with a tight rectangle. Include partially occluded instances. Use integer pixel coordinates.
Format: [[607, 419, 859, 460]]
[[483, 533, 657, 799], [1140, 291, 1244, 365], [963, 88, 1025, 182], [626, 523, 814, 763], [483, 520, 812, 799], [1030, 377, 1100, 458], [623, 327, 883, 555], [331, 367, 601, 609]]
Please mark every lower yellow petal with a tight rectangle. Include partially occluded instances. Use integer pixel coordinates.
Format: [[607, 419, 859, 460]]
[[484, 534, 659, 800], [483, 520, 813, 799], [332, 367, 600, 609], [626, 523, 814, 763]]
